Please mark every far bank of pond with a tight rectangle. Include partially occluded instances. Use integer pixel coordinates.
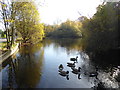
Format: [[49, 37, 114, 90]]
[[1, 38, 120, 88]]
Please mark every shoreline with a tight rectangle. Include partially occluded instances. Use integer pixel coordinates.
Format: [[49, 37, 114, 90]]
[[0, 43, 19, 64]]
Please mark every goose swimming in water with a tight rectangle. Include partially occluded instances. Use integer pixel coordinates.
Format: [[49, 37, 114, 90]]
[[71, 67, 81, 74], [59, 64, 64, 71], [89, 69, 98, 79], [59, 70, 69, 76], [89, 72, 98, 77], [67, 62, 75, 65], [67, 62, 75, 67], [70, 56, 78, 62]]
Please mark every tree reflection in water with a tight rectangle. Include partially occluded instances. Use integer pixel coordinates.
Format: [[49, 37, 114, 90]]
[[1, 39, 120, 88], [4, 43, 44, 88]]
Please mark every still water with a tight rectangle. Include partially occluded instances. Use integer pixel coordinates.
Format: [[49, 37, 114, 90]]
[[1, 39, 120, 88]]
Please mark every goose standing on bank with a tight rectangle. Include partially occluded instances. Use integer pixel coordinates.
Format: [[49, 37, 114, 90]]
[[70, 56, 78, 62]]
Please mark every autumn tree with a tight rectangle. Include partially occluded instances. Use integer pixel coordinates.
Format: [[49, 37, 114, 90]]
[[45, 20, 82, 38], [14, 1, 44, 43]]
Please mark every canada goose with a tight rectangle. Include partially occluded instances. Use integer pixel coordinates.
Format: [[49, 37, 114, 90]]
[[71, 67, 81, 74], [67, 62, 75, 65], [70, 56, 78, 62], [89, 72, 98, 77], [59, 64, 64, 71], [67, 62, 75, 67], [89, 69, 98, 79], [59, 71, 69, 76]]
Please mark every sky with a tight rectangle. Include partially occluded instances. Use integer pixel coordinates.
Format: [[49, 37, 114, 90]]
[[38, 0, 103, 25], [0, 0, 102, 30]]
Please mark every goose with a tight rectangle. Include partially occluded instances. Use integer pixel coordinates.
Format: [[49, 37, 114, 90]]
[[67, 62, 75, 65], [89, 69, 98, 79], [71, 67, 81, 74], [89, 72, 98, 77], [59, 71, 69, 76], [67, 62, 75, 67], [58, 64, 64, 71], [70, 56, 78, 62]]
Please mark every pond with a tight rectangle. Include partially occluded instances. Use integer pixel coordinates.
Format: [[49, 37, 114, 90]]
[[1, 38, 120, 88]]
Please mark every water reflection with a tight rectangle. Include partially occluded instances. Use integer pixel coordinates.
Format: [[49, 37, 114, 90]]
[[43, 38, 85, 54], [58, 55, 82, 81], [2, 43, 44, 88], [8, 59, 14, 89], [1, 38, 120, 88]]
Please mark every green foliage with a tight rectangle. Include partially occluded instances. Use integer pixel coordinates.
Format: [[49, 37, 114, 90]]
[[44, 25, 56, 37], [45, 20, 82, 38], [82, 2, 119, 53], [0, 29, 5, 38], [14, 2, 44, 43]]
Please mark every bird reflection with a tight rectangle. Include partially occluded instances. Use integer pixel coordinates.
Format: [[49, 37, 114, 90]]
[[71, 67, 81, 74], [59, 71, 69, 80], [58, 64, 69, 80], [58, 56, 82, 80], [59, 72, 69, 80], [91, 81, 106, 90], [71, 67, 81, 80], [78, 74, 81, 79]]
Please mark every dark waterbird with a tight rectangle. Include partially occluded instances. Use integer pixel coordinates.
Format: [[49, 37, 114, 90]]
[[89, 68, 98, 79], [70, 56, 78, 62], [59, 70, 69, 80], [67, 62, 75, 67], [71, 67, 81, 74], [58, 64, 69, 80], [58, 64, 64, 71], [59, 71, 69, 76]]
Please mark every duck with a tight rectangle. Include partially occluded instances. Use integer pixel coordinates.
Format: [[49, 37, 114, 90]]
[[67, 62, 75, 67], [58, 64, 64, 71], [89, 72, 98, 77], [89, 69, 98, 79], [70, 56, 78, 62], [59, 70, 69, 76], [71, 67, 81, 74]]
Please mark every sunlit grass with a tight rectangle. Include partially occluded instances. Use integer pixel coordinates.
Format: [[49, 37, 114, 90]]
[[0, 42, 7, 49], [0, 42, 8, 54]]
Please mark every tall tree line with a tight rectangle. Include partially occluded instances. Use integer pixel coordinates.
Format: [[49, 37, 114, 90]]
[[81, 2, 120, 55]]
